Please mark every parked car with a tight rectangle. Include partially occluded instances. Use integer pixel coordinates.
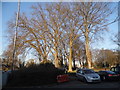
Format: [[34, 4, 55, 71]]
[[76, 68, 101, 83], [98, 70, 120, 81], [110, 66, 120, 74]]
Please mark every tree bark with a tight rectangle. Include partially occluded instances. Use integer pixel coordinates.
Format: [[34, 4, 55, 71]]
[[68, 40, 73, 72], [85, 34, 92, 69], [54, 48, 59, 68], [73, 59, 76, 69]]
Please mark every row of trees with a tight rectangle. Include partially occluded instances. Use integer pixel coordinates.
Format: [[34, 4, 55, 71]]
[[93, 49, 120, 68], [2, 2, 118, 71]]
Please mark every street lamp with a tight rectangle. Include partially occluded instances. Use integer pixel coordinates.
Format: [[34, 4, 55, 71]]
[[12, 0, 20, 71]]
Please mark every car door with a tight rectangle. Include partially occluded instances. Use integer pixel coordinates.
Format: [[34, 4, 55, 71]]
[[76, 70, 85, 80], [98, 71, 108, 80]]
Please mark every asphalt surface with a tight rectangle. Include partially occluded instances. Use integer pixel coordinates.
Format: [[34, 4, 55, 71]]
[[1, 76, 120, 90], [48, 80, 120, 88]]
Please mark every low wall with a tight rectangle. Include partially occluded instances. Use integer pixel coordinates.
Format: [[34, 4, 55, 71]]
[[0, 70, 2, 90], [2, 72, 9, 87]]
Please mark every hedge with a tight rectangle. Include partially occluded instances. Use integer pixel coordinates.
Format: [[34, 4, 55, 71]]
[[6, 62, 65, 87]]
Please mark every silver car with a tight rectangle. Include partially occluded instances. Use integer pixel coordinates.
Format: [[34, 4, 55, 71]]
[[76, 68, 101, 83]]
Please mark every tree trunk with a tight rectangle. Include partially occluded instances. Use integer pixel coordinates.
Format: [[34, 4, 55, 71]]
[[73, 60, 75, 68], [54, 49, 59, 68], [68, 40, 73, 72], [64, 56, 68, 67], [85, 35, 92, 69], [38, 53, 41, 62]]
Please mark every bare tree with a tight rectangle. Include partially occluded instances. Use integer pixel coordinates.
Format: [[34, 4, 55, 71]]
[[112, 33, 120, 47], [111, 33, 120, 64], [2, 37, 27, 70], [72, 37, 85, 68], [93, 49, 119, 68], [16, 13, 51, 61], [30, 3, 66, 67], [5, 2, 117, 70], [57, 3, 84, 71], [74, 2, 117, 68]]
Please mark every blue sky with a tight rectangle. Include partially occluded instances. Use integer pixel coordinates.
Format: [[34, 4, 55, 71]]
[[1, 2, 36, 56], [0, 2, 119, 57]]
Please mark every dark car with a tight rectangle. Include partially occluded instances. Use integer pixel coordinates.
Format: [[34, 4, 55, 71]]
[[110, 66, 120, 74], [98, 71, 120, 81]]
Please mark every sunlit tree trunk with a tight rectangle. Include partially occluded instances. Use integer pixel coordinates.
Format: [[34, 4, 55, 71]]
[[85, 32, 92, 69], [68, 40, 73, 72], [54, 48, 59, 68]]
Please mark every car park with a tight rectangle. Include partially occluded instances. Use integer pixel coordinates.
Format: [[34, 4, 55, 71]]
[[98, 70, 120, 81], [76, 68, 101, 83]]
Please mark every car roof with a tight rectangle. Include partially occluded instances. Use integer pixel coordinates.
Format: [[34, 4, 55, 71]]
[[99, 70, 115, 73]]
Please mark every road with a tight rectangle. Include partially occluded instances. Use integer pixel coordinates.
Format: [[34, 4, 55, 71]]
[[2, 81, 120, 90], [2, 76, 120, 90], [48, 80, 120, 88]]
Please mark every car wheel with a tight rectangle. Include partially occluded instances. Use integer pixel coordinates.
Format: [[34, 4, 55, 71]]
[[76, 76, 79, 80], [76, 76, 80, 81], [83, 77, 87, 83], [77, 78, 80, 81]]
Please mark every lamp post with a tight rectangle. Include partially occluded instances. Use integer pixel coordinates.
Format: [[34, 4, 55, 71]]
[[12, 0, 20, 71]]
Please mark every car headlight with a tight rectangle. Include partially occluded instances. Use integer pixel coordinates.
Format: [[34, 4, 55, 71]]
[[96, 75, 100, 79], [87, 76, 93, 79]]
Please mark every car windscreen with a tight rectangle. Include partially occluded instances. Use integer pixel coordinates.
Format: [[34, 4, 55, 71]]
[[83, 70, 95, 74], [116, 67, 120, 71]]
